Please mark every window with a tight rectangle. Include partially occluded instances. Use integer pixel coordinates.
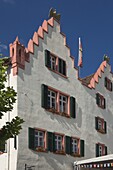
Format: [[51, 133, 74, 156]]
[[72, 138, 79, 154], [48, 90, 57, 110], [45, 50, 66, 77], [96, 93, 106, 109], [55, 134, 63, 151], [95, 117, 107, 134], [41, 84, 76, 118], [50, 54, 56, 71], [96, 143, 107, 157], [65, 136, 84, 157], [29, 128, 47, 152], [59, 94, 67, 113], [35, 130, 44, 148], [105, 77, 112, 91]]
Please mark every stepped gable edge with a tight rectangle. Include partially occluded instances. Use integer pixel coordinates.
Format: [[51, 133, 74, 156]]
[[81, 61, 107, 89], [10, 17, 77, 76]]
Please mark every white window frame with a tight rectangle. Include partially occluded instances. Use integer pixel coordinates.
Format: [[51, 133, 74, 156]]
[[55, 134, 63, 151], [59, 94, 67, 113], [72, 138, 78, 153], [50, 55, 56, 71], [35, 131, 44, 148], [48, 90, 56, 109]]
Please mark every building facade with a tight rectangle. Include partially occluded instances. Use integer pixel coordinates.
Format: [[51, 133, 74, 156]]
[[0, 16, 113, 170]]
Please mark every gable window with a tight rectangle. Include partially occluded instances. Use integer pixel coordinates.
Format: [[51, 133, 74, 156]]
[[96, 93, 106, 109], [50, 54, 56, 71], [41, 84, 76, 118], [45, 50, 66, 77], [96, 143, 107, 157], [105, 77, 112, 91], [95, 117, 107, 134]]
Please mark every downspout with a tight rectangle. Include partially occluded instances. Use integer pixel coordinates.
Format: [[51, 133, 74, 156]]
[[7, 67, 11, 170]]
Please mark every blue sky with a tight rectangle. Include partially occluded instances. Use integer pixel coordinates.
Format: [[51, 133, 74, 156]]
[[0, 0, 113, 77]]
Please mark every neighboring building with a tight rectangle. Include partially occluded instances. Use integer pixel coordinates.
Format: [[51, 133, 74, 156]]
[[0, 15, 113, 170]]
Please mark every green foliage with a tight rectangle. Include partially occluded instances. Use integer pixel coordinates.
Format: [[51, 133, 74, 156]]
[[0, 58, 24, 143]]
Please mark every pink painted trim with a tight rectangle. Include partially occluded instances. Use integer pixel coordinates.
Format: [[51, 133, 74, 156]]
[[48, 17, 54, 27], [28, 39, 34, 53], [33, 32, 39, 46], [42, 20, 48, 33], [35, 128, 47, 150], [37, 26, 43, 39]]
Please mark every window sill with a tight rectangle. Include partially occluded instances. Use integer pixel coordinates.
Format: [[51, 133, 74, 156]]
[[97, 129, 106, 134], [48, 68, 68, 79], [46, 108, 70, 118], [71, 153, 80, 157], [36, 147, 47, 152], [97, 105, 105, 109], [54, 150, 66, 155]]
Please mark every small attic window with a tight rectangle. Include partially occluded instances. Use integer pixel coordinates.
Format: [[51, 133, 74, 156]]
[[12, 48, 14, 56], [19, 49, 21, 57]]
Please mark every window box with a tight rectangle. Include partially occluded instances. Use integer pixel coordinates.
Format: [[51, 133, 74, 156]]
[[96, 93, 106, 109], [105, 77, 112, 91], [41, 84, 76, 118], [45, 50, 67, 77]]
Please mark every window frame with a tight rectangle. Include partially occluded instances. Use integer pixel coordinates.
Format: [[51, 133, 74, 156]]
[[34, 128, 47, 152], [71, 137, 80, 156], [95, 117, 106, 134], [98, 143, 105, 156], [105, 77, 112, 91], [54, 132, 65, 154], [47, 86, 70, 117], [96, 93, 105, 109], [47, 51, 67, 78]]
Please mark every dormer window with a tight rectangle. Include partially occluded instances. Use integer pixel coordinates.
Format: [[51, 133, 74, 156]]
[[105, 77, 112, 91]]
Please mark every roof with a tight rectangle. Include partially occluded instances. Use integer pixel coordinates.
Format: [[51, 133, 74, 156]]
[[74, 154, 113, 165]]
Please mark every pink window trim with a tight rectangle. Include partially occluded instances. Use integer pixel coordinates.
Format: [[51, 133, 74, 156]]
[[34, 128, 47, 152], [48, 86, 70, 117], [97, 93, 105, 109], [54, 132, 66, 154], [48, 52, 67, 79]]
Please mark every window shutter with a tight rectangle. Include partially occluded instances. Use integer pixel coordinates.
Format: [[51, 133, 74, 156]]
[[80, 140, 84, 157], [47, 132, 54, 152], [14, 135, 17, 149], [104, 98, 106, 109], [105, 77, 107, 88], [105, 146, 107, 155], [95, 117, 98, 130], [58, 58, 62, 73], [45, 50, 50, 68], [96, 144, 99, 157], [41, 84, 48, 109], [28, 127, 35, 150], [65, 136, 72, 154], [104, 121, 107, 134], [111, 82, 112, 91], [0, 141, 5, 152], [63, 60, 66, 76], [96, 93, 99, 105], [70, 97, 76, 118]]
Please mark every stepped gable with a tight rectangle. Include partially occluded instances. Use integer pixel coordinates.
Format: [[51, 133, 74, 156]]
[[10, 17, 77, 76], [81, 61, 107, 89]]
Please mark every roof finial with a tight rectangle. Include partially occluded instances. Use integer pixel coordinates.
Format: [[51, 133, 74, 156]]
[[49, 8, 61, 22], [103, 54, 110, 63]]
